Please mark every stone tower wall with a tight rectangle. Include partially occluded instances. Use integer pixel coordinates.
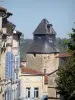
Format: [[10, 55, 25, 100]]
[[26, 53, 59, 73], [26, 53, 59, 100]]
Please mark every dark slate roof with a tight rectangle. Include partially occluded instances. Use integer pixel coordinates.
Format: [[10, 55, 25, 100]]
[[27, 40, 59, 54], [33, 19, 56, 35], [27, 19, 59, 54]]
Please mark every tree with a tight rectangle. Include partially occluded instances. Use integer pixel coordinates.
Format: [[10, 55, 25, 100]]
[[56, 25, 75, 100], [56, 57, 75, 100], [68, 26, 75, 55]]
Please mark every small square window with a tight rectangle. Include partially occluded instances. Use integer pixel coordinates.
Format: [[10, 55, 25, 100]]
[[33, 53, 36, 57]]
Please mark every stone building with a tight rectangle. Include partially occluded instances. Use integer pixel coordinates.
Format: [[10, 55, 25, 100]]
[[0, 6, 22, 100], [26, 19, 59, 100]]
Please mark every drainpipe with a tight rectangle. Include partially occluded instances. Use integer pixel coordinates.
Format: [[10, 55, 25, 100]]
[[0, 14, 2, 66]]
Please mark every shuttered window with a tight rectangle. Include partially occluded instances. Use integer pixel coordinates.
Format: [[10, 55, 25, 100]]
[[5, 52, 13, 79]]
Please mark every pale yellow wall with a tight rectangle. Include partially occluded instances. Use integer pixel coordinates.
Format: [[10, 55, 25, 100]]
[[2, 27, 7, 34], [20, 75, 48, 99], [0, 51, 6, 79]]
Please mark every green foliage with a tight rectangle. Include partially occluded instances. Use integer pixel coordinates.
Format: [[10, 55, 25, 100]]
[[56, 38, 70, 52], [56, 57, 75, 99], [20, 39, 33, 59], [68, 26, 75, 56], [56, 24, 75, 100]]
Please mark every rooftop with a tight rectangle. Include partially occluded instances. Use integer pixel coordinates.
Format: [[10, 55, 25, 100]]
[[55, 53, 72, 58], [21, 65, 44, 75], [27, 19, 59, 54], [33, 19, 56, 35], [21, 65, 48, 84]]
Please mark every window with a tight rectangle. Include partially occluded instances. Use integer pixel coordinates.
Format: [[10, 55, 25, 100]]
[[33, 53, 36, 57], [26, 88, 30, 98], [49, 37, 52, 43], [34, 88, 39, 98]]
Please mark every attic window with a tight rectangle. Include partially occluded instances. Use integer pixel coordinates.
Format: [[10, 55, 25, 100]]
[[34, 53, 36, 57]]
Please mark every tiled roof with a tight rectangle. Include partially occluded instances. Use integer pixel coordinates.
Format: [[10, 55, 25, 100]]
[[21, 65, 48, 84], [0, 6, 7, 12], [33, 19, 56, 35], [21, 66, 43, 74], [55, 53, 72, 58]]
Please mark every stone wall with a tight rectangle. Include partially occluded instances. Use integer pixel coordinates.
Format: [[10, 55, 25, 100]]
[[48, 73, 60, 100], [26, 53, 59, 100], [26, 53, 59, 73]]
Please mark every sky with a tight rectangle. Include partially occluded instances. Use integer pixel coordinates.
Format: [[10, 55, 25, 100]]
[[0, 0, 75, 39]]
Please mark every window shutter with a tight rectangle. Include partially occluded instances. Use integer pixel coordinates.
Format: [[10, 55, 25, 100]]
[[7, 88, 9, 100], [5, 52, 13, 79], [24, 88, 26, 99], [5, 52, 9, 79], [30, 87, 34, 99], [12, 55, 15, 80], [17, 80, 20, 99], [15, 55, 20, 79], [5, 52, 10, 79], [9, 52, 12, 78], [9, 88, 12, 100]]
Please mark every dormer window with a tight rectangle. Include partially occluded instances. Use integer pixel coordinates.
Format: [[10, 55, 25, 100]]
[[49, 37, 52, 43], [38, 37, 41, 39]]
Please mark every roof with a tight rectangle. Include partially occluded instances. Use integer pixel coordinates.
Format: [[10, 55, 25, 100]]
[[21, 66, 44, 74], [27, 19, 59, 54], [33, 19, 56, 35], [0, 6, 7, 12], [6, 21, 16, 29], [21, 66, 48, 84], [55, 53, 72, 58], [27, 40, 59, 54]]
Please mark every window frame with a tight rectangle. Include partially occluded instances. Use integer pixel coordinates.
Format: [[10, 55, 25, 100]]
[[26, 87, 30, 98], [34, 88, 39, 98]]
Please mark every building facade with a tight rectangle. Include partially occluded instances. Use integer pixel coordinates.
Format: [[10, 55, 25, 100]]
[[0, 6, 22, 100], [26, 19, 59, 100], [20, 66, 48, 100]]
